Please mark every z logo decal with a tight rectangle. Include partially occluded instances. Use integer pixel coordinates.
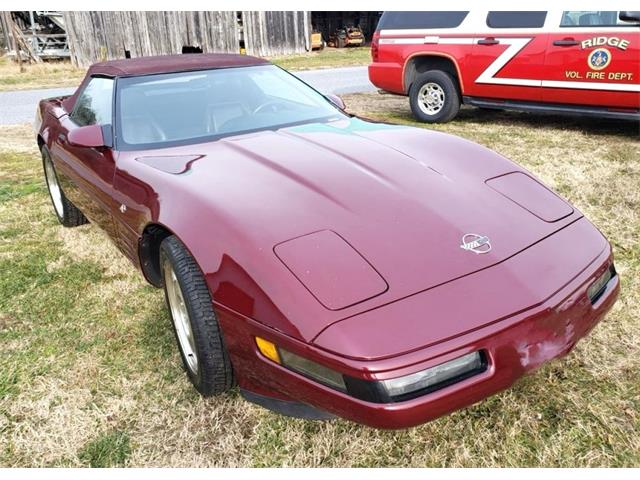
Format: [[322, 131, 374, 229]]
[[475, 38, 538, 87]]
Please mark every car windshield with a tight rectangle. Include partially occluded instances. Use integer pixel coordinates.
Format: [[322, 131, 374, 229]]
[[115, 64, 346, 150]]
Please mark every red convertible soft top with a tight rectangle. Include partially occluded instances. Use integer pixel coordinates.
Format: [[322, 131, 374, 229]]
[[88, 53, 269, 78], [62, 53, 270, 114]]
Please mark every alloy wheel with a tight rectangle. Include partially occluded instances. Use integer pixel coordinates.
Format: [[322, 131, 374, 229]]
[[163, 260, 199, 375]]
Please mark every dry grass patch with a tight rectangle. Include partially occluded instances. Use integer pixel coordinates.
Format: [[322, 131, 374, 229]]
[[56, 225, 139, 280], [269, 47, 370, 71], [0, 101, 639, 466], [0, 124, 38, 154], [0, 56, 85, 92]]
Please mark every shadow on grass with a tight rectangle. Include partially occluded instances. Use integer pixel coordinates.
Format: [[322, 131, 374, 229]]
[[454, 106, 640, 139], [352, 93, 640, 139], [137, 296, 175, 364]]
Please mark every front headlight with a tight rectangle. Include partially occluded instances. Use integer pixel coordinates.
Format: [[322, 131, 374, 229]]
[[255, 336, 486, 403], [279, 349, 347, 391], [380, 351, 486, 401], [587, 263, 616, 304]]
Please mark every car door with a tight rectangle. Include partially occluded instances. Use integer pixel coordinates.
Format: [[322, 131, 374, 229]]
[[542, 10, 640, 108], [50, 76, 119, 238], [465, 11, 549, 102]]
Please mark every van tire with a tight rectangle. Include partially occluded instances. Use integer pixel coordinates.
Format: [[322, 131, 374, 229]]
[[409, 70, 460, 123]]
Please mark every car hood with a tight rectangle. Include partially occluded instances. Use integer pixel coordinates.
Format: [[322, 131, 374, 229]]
[[128, 117, 581, 342]]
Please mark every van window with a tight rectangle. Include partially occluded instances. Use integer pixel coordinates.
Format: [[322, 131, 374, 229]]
[[377, 11, 469, 30], [486, 11, 547, 29], [560, 11, 639, 27]]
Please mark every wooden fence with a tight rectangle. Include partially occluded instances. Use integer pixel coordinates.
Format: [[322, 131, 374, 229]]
[[64, 11, 239, 67], [0, 12, 14, 52], [63, 11, 315, 67], [242, 11, 310, 57]]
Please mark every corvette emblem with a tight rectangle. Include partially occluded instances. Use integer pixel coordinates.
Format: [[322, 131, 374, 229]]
[[460, 233, 492, 254]]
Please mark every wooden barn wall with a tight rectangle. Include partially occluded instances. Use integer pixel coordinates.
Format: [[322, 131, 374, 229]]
[[63, 11, 239, 67], [0, 13, 9, 51], [242, 11, 310, 57]]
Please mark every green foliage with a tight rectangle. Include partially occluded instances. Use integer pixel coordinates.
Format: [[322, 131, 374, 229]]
[[78, 431, 131, 467]]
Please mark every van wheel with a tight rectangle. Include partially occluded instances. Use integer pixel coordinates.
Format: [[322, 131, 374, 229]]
[[409, 71, 460, 123]]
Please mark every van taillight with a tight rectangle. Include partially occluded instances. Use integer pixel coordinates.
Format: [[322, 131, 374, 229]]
[[371, 31, 380, 62]]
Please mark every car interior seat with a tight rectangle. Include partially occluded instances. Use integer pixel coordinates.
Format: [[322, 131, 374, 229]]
[[120, 88, 167, 145]]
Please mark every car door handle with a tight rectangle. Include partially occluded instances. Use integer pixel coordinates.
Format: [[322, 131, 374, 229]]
[[478, 37, 499, 46], [553, 38, 579, 47], [57, 133, 67, 144]]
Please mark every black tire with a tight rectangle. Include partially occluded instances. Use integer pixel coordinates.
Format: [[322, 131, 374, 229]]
[[41, 146, 88, 227], [409, 70, 460, 123], [160, 235, 234, 396]]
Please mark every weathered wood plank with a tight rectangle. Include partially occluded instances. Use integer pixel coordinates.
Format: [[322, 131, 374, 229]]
[[64, 11, 239, 67], [242, 11, 310, 57]]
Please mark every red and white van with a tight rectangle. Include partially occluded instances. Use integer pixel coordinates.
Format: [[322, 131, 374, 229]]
[[369, 10, 640, 122]]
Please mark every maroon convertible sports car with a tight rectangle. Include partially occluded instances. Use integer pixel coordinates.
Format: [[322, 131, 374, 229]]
[[35, 54, 619, 428]]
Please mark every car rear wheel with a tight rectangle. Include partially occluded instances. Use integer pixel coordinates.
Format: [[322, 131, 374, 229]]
[[409, 70, 460, 123], [160, 235, 234, 396], [41, 146, 88, 227]]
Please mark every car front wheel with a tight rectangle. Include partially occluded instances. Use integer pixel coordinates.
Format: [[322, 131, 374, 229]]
[[160, 235, 234, 396], [409, 70, 460, 123], [41, 146, 88, 227]]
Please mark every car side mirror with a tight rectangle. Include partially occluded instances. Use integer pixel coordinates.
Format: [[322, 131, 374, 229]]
[[68, 124, 112, 148], [619, 11, 640, 23], [326, 93, 346, 110]]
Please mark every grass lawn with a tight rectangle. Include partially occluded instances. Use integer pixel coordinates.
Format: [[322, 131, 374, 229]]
[[0, 48, 370, 92], [268, 46, 370, 70], [0, 97, 638, 467]]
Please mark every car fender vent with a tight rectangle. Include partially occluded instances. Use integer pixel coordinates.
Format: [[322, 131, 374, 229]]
[[135, 155, 203, 174]]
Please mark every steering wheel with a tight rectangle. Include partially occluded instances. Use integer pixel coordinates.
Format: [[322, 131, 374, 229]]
[[253, 100, 286, 115]]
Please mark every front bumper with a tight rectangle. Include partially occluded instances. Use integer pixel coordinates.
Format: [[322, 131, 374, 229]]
[[216, 223, 619, 429]]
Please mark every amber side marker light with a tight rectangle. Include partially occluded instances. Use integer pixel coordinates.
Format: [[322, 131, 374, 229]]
[[255, 337, 281, 364]]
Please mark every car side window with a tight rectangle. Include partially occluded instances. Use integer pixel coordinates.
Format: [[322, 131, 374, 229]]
[[560, 11, 639, 27], [486, 11, 547, 29], [71, 77, 114, 127]]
